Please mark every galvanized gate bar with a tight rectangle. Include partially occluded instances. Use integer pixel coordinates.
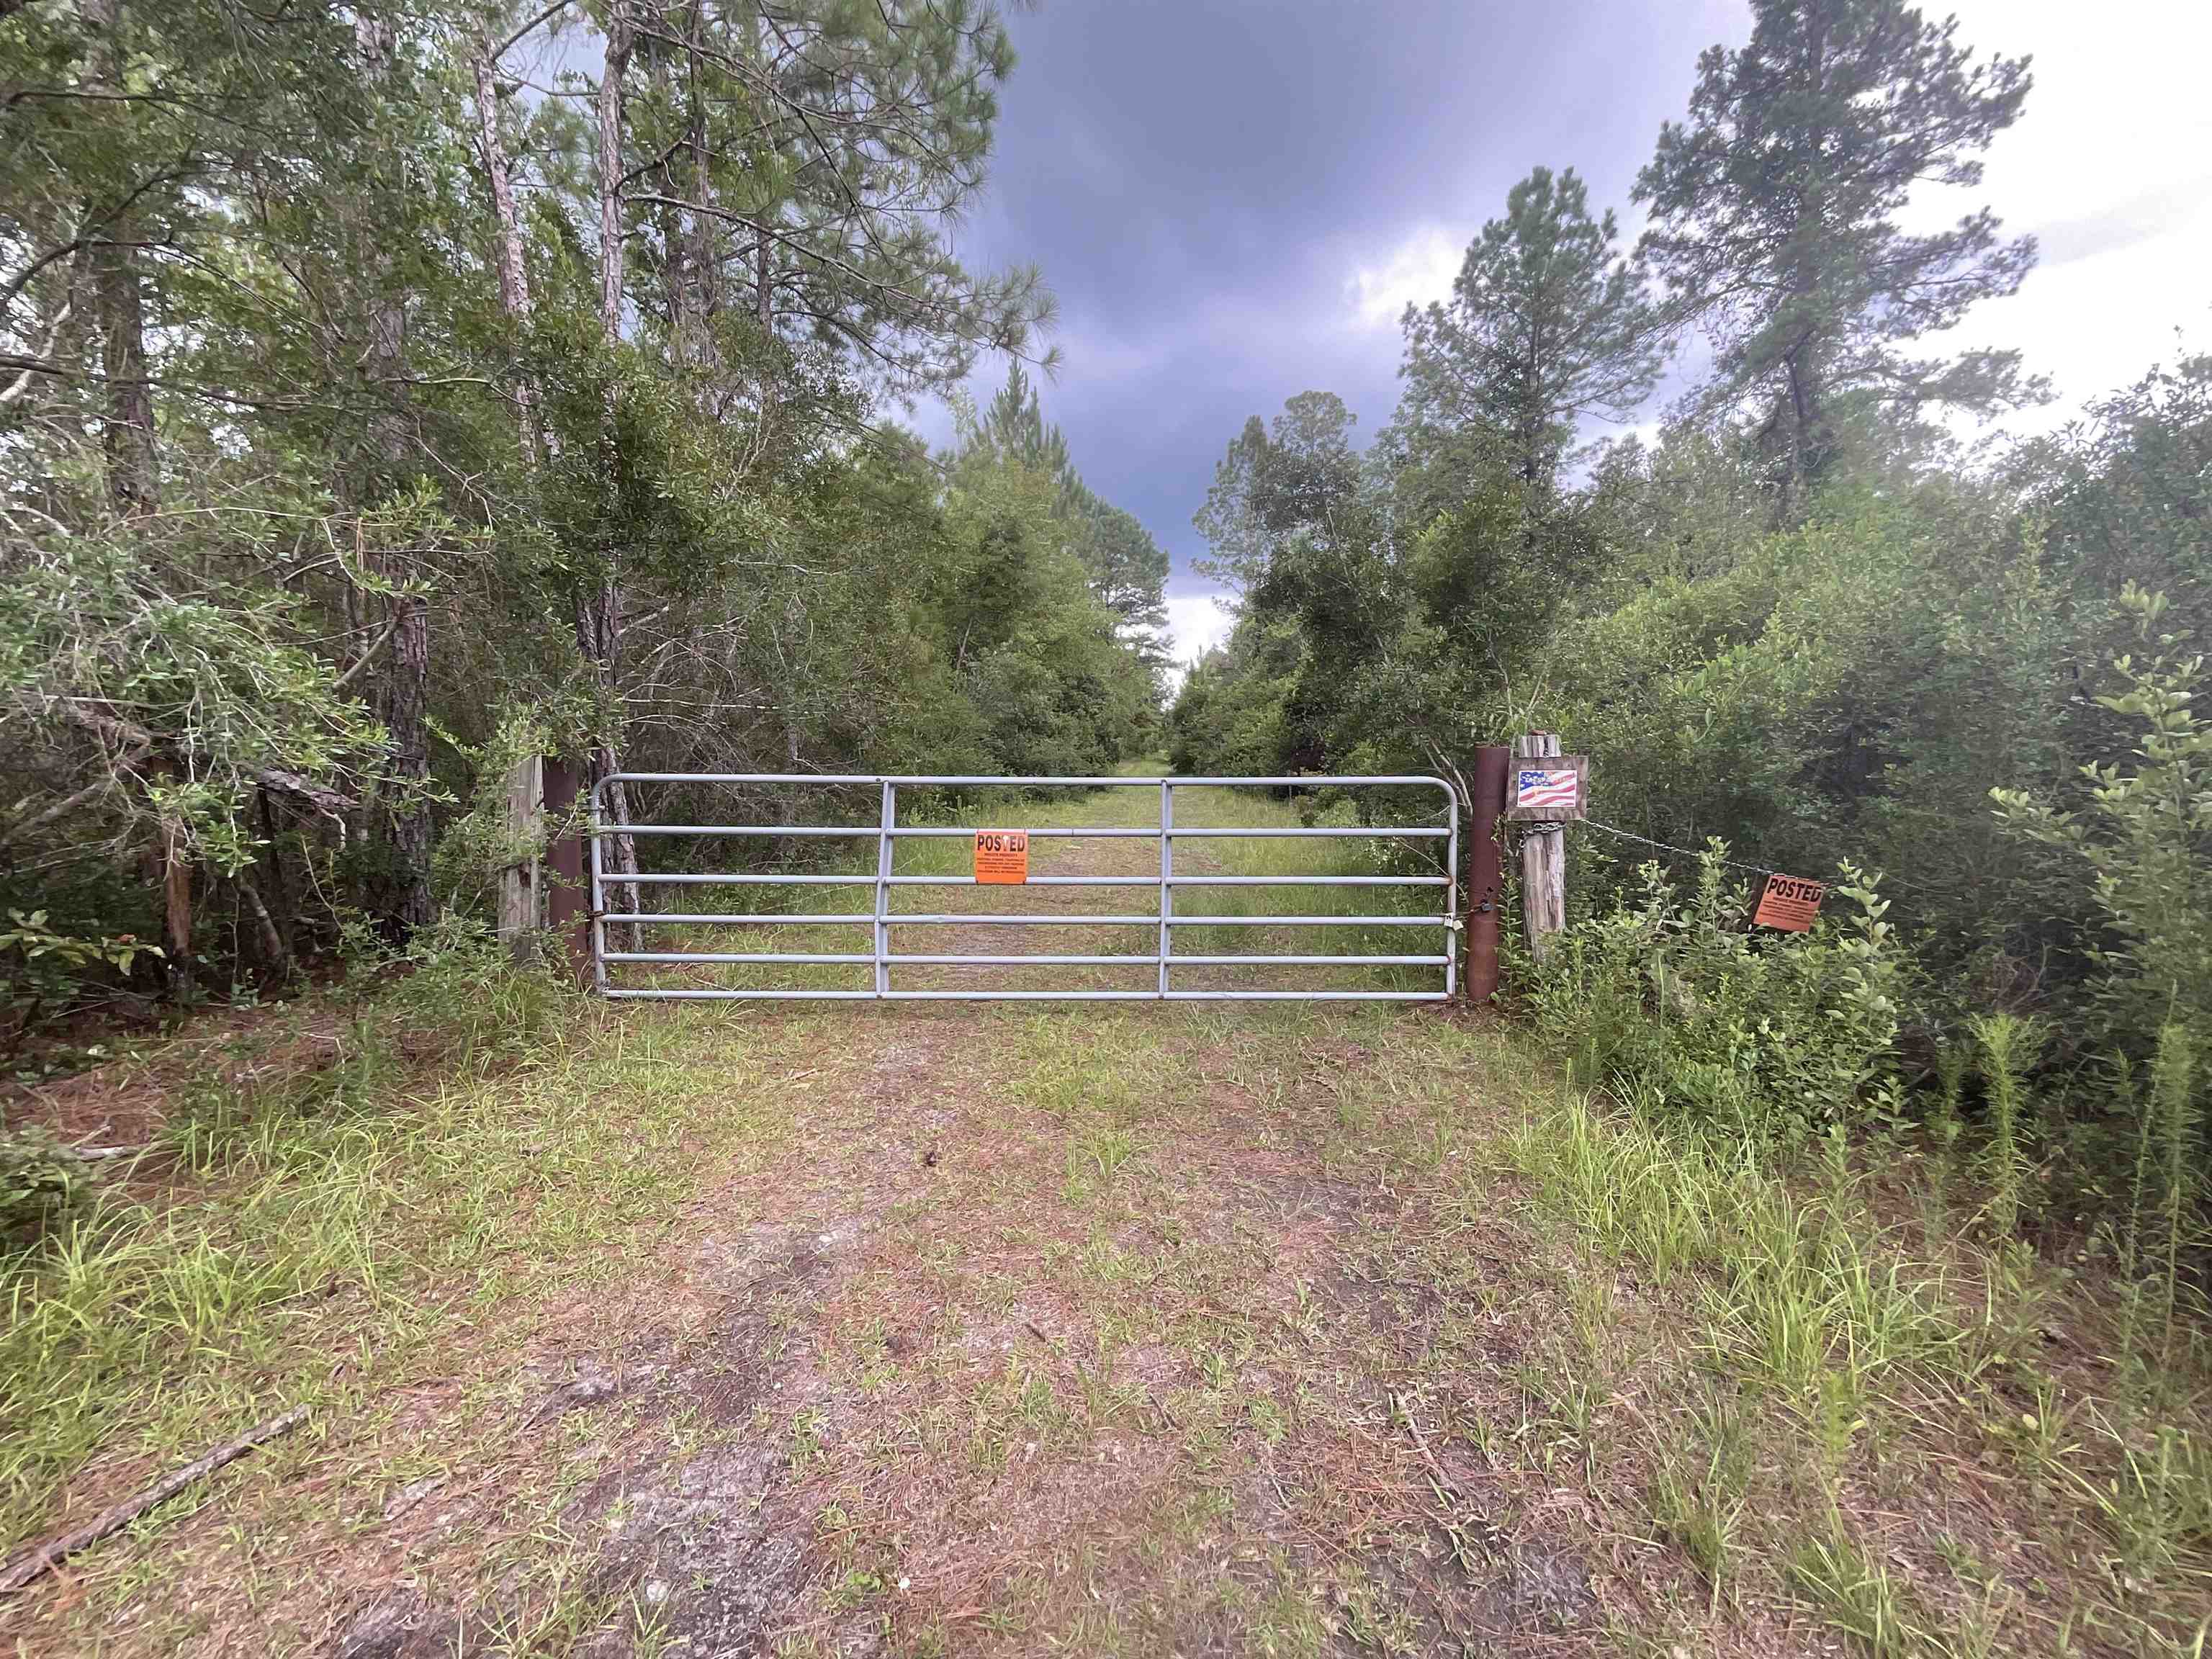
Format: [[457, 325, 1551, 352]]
[[608, 951, 877, 964], [1158, 780, 1174, 999], [603, 773, 1450, 788], [588, 773, 1459, 1002], [873, 780, 894, 997], [1169, 875, 1450, 886], [884, 875, 1157, 887], [626, 873, 876, 885], [601, 912, 875, 925]]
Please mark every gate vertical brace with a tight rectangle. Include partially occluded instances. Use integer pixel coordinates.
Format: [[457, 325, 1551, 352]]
[[1444, 783, 1460, 997], [1157, 780, 1174, 998], [1465, 746, 1509, 1002], [874, 779, 895, 999], [585, 773, 609, 994]]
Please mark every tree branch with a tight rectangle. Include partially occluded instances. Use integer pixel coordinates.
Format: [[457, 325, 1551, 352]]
[[329, 615, 399, 693], [0, 1407, 307, 1593], [20, 696, 358, 819], [0, 737, 147, 849], [493, 0, 572, 62]]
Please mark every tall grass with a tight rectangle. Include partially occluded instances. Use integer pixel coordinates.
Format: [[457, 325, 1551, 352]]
[[1969, 1013, 2041, 1239], [1505, 1079, 2212, 1657]]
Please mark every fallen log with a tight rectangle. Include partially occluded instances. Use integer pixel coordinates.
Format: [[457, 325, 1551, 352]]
[[0, 1405, 308, 1593]]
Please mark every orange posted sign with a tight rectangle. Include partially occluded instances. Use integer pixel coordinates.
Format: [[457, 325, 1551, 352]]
[[1753, 873, 1825, 931], [974, 829, 1029, 885]]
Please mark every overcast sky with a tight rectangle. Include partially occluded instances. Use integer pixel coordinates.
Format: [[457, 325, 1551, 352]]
[[922, 1, 2212, 666]]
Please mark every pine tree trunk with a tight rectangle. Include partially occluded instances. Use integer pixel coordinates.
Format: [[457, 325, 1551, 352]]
[[94, 245, 156, 517], [598, 0, 631, 344], [374, 585, 433, 932], [82, 0, 158, 518], [683, 1, 716, 367], [471, 29, 538, 451], [356, 14, 433, 938], [1783, 350, 1814, 521]]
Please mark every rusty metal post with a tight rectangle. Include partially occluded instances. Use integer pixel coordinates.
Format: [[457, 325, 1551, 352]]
[[541, 757, 591, 986], [1465, 745, 1508, 1002]]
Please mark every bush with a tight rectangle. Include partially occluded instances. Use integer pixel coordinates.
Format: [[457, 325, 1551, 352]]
[[1992, 585, 2212, 1050], [0, 1126, 93, 1254], [1987, 590, 2212, 1250], [1529, 846, 1902, 1141], [0, 909, 163, 1062], [377, 914, 578, 1071]]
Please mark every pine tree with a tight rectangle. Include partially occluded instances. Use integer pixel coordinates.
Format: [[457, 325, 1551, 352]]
[[1635, 0, 2038, 508], [963, 362, 1168, 632], [1397, 166, 1663, 492], [623, 0, 1054, 401]]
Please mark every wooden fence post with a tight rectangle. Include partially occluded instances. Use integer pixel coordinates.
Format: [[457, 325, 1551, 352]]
[[1514, 732, 1567, 961], [1465, 745, 1509, 1002], [498, 752, 543, 961], [541, 757, 591, 986]]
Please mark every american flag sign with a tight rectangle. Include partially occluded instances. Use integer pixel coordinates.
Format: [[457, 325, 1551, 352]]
[[1515, 768, 1580, 811]]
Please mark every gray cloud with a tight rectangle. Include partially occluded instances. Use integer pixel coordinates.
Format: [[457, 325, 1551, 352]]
[[941, 1, 1748, 624]]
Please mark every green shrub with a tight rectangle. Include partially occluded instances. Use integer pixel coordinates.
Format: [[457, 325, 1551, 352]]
[[0, 1126, 93, 1254], [0, 909, 163, 1061], [1989, 589, 2211, 1245], [1992, 585, 2212, 1047], [380, 914, 577, 1072], [1529, 846, 1902, 1141]]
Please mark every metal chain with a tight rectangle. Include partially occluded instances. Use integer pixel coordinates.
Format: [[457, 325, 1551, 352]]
[[1580, 816, 1923, 899], [1580, 817, 1775, 876]]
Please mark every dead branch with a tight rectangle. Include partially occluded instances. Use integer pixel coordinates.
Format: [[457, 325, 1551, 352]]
[[1392, 1390, 1461, 1502], [0, 1404, 308, 1593], [0, 737, 148, 849]]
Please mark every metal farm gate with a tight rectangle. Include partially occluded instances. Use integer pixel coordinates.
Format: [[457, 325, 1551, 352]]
[[589, 773, 1460, 1002]]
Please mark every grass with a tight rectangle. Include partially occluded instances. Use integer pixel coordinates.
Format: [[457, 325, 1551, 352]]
[[1502, 1089, 2212, 1655], [0, 967, 802, 1612], [1, 804, 2208, 1654]]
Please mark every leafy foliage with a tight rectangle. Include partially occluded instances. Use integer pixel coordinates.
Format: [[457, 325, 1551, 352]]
[[0, 1127, 91, 1256], [1994, 587, 2212, 1042], [0, 912, 158, 1058], [0, 0, 1164, 1023], [1529, 848, 1903, 1139], [1167, 1, 2212, 1249]]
